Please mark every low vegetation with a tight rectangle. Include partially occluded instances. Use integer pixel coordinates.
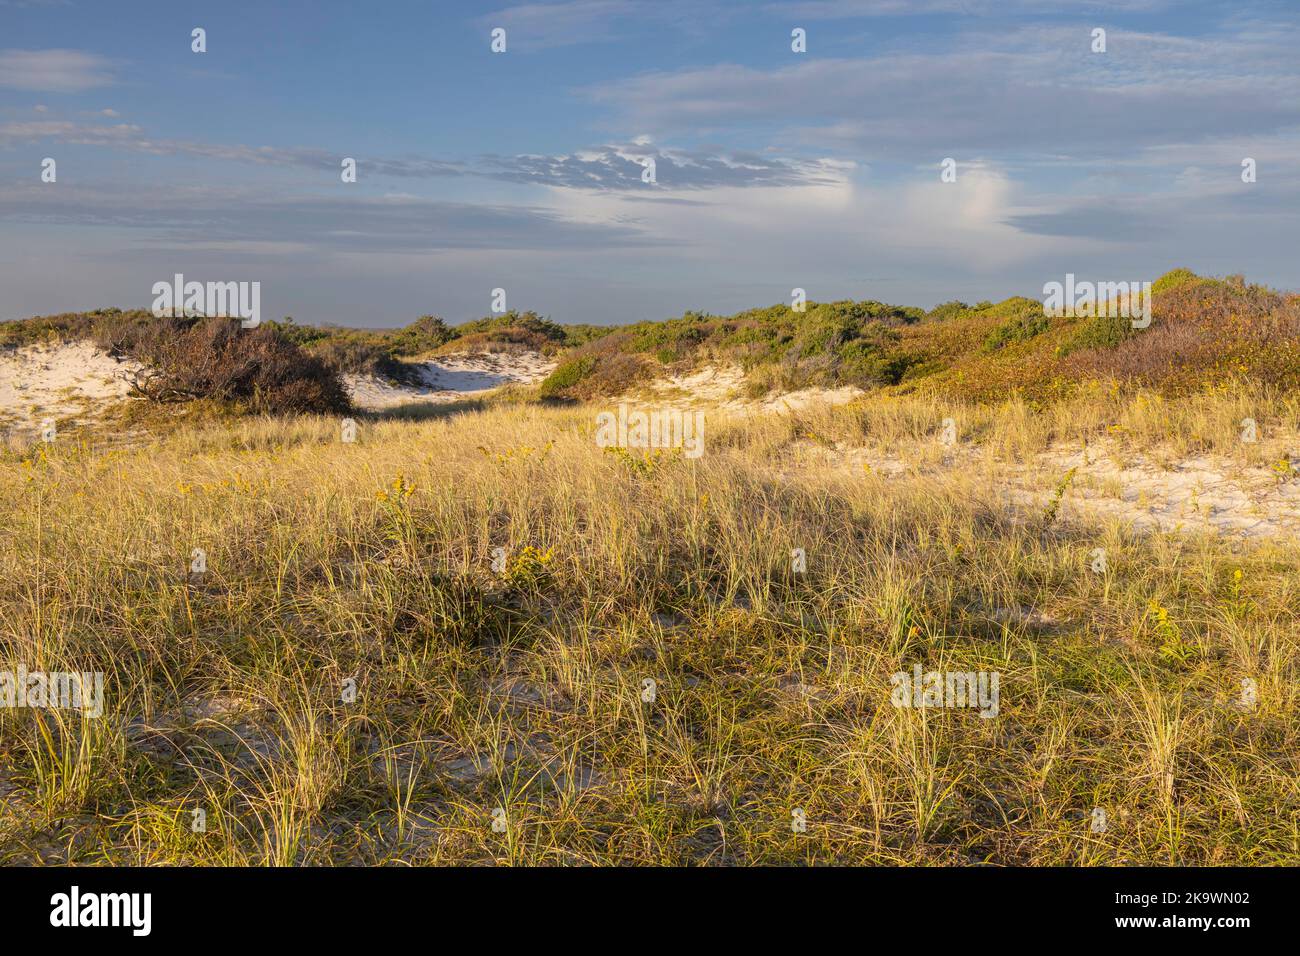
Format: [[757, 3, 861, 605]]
[[6, 269, 1295, 415], [1, 308, 615, 398], [107, 316, 352, 415], [271, 311, 612, 379], [536, 270, 1300, 403], [1, 387, 1296, 864], [1, 269, 1297, 865]]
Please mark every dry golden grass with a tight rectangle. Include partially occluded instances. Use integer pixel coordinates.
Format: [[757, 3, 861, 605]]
[[0, 387, 1297, 865]]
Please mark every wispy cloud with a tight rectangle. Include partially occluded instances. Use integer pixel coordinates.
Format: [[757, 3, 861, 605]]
[[0, 49, 117, 92], [483, 142, 848, 189], [587, 23, 1300, 158], [477, 0, 724, 49], [0, 119, 838, 189], [0, 181, 657, 254], [479, 0, 640, 49], [0, 119, 470, 175], [1005, 178, 1300, 240]]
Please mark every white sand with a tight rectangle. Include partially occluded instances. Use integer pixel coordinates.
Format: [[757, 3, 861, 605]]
[[0, 340, 554, 425], [806, 435, 1300, 541], [617, 364, 864, 414], [345, 350, 556, 410], [621, 364, 1300, 540], [1035, 443, 1300, 539], [0, 340, 139, 434]]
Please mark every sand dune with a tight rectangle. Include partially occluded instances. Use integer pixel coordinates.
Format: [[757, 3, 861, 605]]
[[7, 342, 1300, 541], [0, 340, 556, 431], [618, 364, 865, 415], [345, 350, 556, 410], [0, 340, 139, 434]]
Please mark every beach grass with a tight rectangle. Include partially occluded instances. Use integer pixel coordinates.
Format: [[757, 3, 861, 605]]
[[1, 386, 1297, 865]]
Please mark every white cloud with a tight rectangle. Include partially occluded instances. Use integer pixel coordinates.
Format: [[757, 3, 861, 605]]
[[586, 23, 1300, 159], [544, 161, 1047, 300], [0, 119, 836, 190], [479, 0, 638, 49], [0, 49, 117, 92]]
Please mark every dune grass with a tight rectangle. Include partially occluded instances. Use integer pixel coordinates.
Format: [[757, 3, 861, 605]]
[[0, 387, 1297, 865]]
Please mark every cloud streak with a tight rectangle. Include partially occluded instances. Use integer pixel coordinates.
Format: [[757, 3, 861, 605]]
[[479, 0, 640, 49], [483, 143, 849, 189], [0, 120, 840, 190], [586, 24, 1300, 159], [0, 182, 658, 254], [0, 49, 117, 92]]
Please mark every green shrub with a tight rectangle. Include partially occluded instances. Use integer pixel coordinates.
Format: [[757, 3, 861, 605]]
[[307, 332, 404, 377], [820, 299, 923, 325], [629, 318, 709, 355], [1059, 313, 1135, 356], [538, 355, 596, 398], [1151, 268, 1200, 295], [451, 310, 567, 345], [837, 340, 913, 386], [264, 317, 334, 348], [926, 301, 971, 322], [560, 324, 621, 348], [0, 308, 141, 349], [792, 314, 858, 358], [983, 312, 1050, 351], [388, 315, 453, 355]]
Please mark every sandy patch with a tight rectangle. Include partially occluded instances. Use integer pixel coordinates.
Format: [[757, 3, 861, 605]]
[[749, 384, 865, 414], [650, 365, 747, 404], [1037, 443, 1300, 539], [346, 350, 555, 410], [0, 341, 139, 436], [620, 364, 864, 415], [806, 434, 1300, 541]]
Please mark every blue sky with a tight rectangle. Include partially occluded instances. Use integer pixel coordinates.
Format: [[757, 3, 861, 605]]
[[1, 0, 1297, 326]]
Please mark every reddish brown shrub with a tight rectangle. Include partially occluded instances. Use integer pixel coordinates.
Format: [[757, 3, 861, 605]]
[[104, 316, 352, 414], [1060, 280, 1300, 391]]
